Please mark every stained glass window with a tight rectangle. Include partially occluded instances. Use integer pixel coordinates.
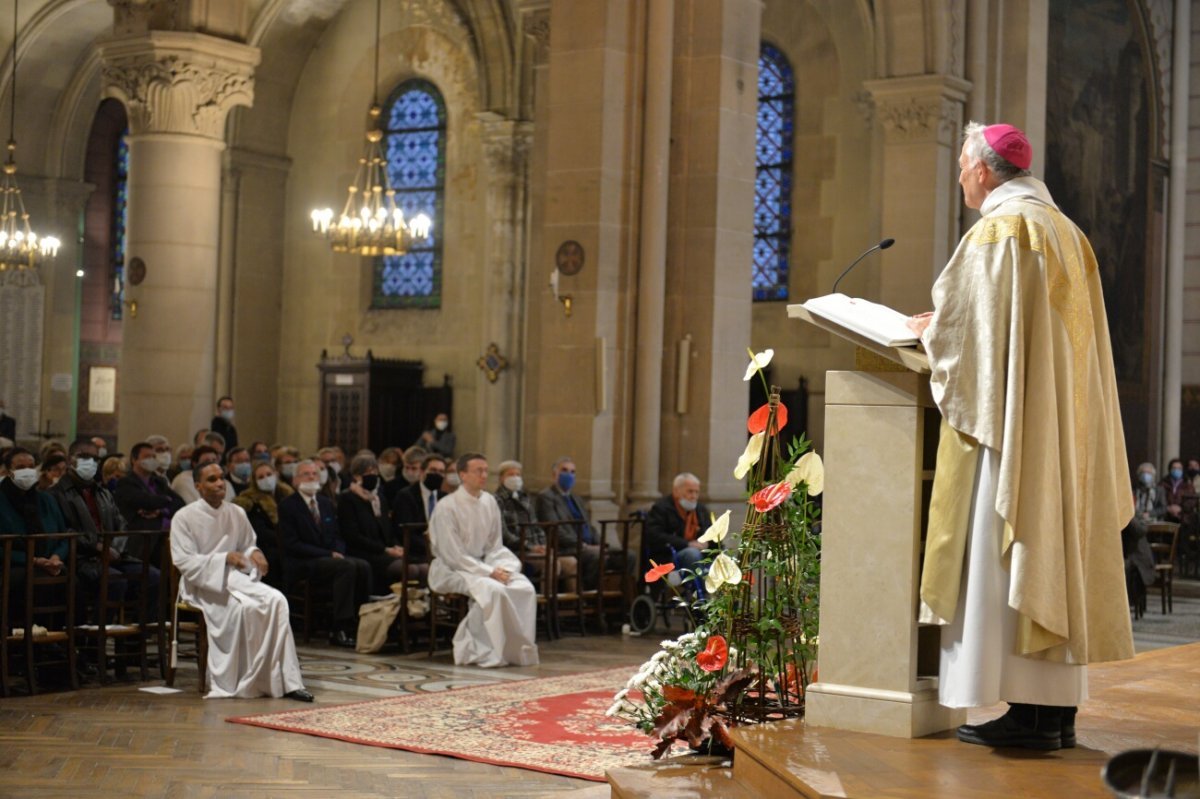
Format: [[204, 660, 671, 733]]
[[754, 43, 794, 302], [373, 79, 446, 308], [111, 131, 129, 320]]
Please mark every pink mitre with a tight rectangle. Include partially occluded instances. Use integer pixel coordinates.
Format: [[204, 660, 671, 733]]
[[983, 123, 1032, 170]]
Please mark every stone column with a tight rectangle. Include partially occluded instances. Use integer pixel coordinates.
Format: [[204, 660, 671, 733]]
[[864, 75, 971, 314], [1162, 0, 1190, 459], [479, 114, 532, 462], [100, 32, 258, 448]]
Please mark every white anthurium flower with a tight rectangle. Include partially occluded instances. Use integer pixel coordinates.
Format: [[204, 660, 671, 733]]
[[698, 509, 731, 544], [743, 348, 775, 381], [704, 552, 743, 594], [785, 451, 825, 496], [734, 432, 766, 480]]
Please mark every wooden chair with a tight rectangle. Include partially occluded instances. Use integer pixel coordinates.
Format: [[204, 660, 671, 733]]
[[393, 522, 432, 654], [1, 535, 18, 697], [272, 528, 327, 644], [597, 517, 640, 628], [12, 533, 80, 695], [75, 530, 164, 684], [515, 521, 571, 641], [164, 562, 208, 695], [425, 531, 470, 658], [1145, 521, 1180, 614]]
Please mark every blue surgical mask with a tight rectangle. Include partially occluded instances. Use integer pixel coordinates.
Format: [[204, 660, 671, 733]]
[[557, 471, 576, 492], [179, 458, 192, 471], [1170, 468, 1183, 481], [1140, 472, 1155, 487], [255, 452, 271, 462], [233, 462, 252, 480]]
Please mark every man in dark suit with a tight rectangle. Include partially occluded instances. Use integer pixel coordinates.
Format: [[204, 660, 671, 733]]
[[209, 396, 239, 451], [391, 453, 448, 567], [113, 441, 184, 565], [278, 459, 371, 647], [644, 472, 714, 572], [535, 456, 635, 589]]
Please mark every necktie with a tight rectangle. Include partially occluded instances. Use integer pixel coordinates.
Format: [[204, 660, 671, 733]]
[[309, 498, 320, 524], [427, 491, 436, 518], [565, 494, 594, 543]]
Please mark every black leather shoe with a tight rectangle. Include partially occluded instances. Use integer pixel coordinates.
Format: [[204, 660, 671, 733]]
[[957, 704, 1061, 750], [284, 689, 314, 702], [1061, 706, 1077, 748], [329, 630, 357, 648]]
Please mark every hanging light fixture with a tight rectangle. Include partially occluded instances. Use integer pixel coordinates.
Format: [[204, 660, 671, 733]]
[[0, 0, 58, 271], [310, 0, 432, 256]]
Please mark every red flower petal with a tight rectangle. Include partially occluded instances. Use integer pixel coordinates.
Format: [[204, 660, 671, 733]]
[[696, 635, 729, 673], [750, 480, 793, 513], [746, 402, 789, 435], [645, 560, 676, 583]]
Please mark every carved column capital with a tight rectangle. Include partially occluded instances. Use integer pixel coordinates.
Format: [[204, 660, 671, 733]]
[[864, 74, 971, 146], [99, 31, 259, 139]]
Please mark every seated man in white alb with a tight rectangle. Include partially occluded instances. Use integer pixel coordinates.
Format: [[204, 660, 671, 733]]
[[171, 461, 312, 701], [428, 452, 539, 668]]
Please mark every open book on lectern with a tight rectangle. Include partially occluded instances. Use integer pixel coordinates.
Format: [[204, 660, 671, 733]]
[[800, 293, 921, 348]]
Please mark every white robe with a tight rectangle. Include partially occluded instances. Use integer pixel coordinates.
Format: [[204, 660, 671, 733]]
[[171, 499, 305, 699], [427, 489, 539, 668]]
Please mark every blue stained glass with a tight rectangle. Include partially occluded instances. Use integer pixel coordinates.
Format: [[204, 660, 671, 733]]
[[753, 43, 794, 302], [111, 131, 129, 320], [374, 80, 446, 308]]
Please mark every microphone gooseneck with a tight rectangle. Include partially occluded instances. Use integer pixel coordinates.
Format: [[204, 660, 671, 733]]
[[831, 238, 895, 295]]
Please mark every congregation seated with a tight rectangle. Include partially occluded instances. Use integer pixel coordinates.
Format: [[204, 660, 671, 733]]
[[536, 456, 635, 589], [230, 461, 293, 589], [644, 472, 715, 572], [51, 438, 160, 612], [0, 447, 70, 598], [339, 453, 415, 589], [225, 447, 253, 497], [171, 462, 309, 701], [428, 453, 538, 668], [391, 453, 446, 567], [277, 459, 371, 648], [170, 445, 232, 505], [112, 441, 184, 564], [1160, 457, 1197, 532], [493, 459, 576, 585]]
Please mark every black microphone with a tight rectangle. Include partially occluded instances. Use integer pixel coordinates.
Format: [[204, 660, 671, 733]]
[[830, 238, 895, 294]]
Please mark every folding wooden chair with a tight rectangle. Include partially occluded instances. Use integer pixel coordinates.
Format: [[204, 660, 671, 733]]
[[1146, 521, 1180, 614], [15, 533, 80, 695]]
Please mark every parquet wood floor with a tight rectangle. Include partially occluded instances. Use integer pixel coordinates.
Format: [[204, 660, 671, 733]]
[[0, 634, 662, 798]]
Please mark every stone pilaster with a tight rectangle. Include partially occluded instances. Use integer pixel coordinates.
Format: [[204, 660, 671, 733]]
[[864, 74, 970, 315], [100, 31, 258, 449]]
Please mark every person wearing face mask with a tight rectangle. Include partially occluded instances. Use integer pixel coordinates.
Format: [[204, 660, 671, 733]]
[[90, 437, 109, 459], [644, 472, 715, 574], [113, 441, 185, 565], [210, 396, 239, 450], [314, 454, 342, 506], [146, 434, 173, 477], [226, 447, 254, 496], [1133, 463, 1166, 524], [338, 453, 417, 588], [400, 446, 427, 487], [391, 454, 446, 566], [1159, 457, 1197, 532], [413, 413, 456, 460], [101, 455, 126, 493], [169, 444, 194, 480], [38, 453, 68, 492], [170, 445, 234, 505], [316, 446, 351, 491], [492, 460, 576, 588], [274, 447, 301, 487], [0, 448, 70, 585], [278, 459, 371, 647], [231, 461, 294, 589], [536, 456, 632, 591], [52, 439, 161, 618]]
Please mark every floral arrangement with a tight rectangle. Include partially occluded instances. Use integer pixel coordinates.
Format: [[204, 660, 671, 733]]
[[608, 348, 823, 758]]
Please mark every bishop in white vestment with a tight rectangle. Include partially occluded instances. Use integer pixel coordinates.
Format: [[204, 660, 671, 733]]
[[171, 463, 309, 700], [428, 454, 539, 668]]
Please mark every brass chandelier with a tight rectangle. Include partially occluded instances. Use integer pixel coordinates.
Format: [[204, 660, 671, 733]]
[[310, 0, 431, 256], [0, 0, 59, 271]]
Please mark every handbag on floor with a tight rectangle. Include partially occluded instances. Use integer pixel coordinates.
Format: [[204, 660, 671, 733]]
[[356, 594, 402, 653]]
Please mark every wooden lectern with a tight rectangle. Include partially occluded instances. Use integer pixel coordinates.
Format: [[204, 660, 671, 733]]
[[788, 303, 965, 738]]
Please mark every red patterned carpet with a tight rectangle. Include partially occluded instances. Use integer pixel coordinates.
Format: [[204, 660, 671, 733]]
[[227, 666, 658, 781]]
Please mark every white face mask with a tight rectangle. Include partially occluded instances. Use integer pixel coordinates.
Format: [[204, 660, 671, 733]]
[[503, 475, 523, 493], [444, 471, 461, 488], [12, 468, 38, 491], [298, 480, 320, 497], [328, 461, 342, 475], [281, 463, 297, 479], [256, 475, 278, 493], [318, 468, 330, 486], [74, 457, 98, 482], [97, 447, 108, 458], [138, 457, 159, 474], [220, 409, 235, 422], [402, 467, 420, 484], [155, 451, 172, 469], [379, 463, 396, 481], [435, 419, 449, 431]]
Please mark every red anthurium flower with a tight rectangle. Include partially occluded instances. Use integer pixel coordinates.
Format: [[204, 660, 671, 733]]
[[750, 480, 793, 513], [747, 402, 788, 435], [645, 560, 676, 583], [696, 635, 729, 673]]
